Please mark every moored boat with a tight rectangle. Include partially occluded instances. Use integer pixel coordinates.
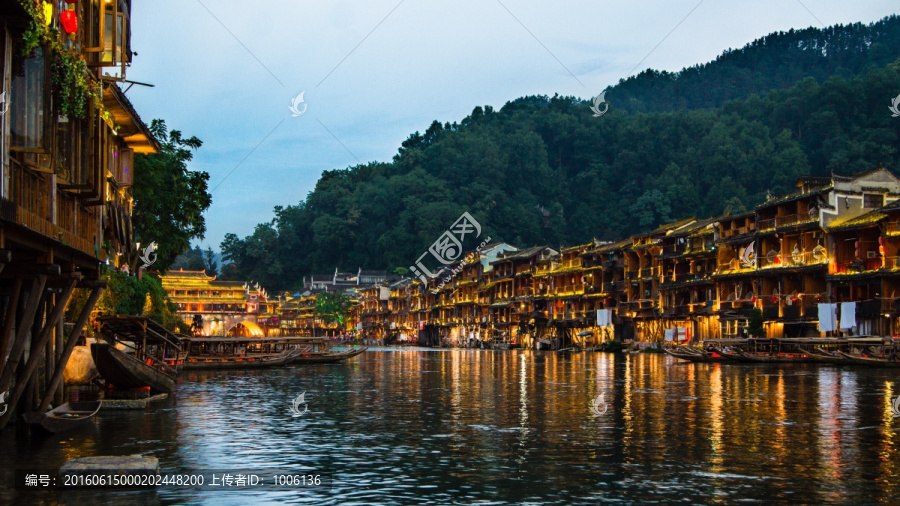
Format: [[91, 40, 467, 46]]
[[837, 351, 900, 368], [184, 349, 301, 370], [291, 346, 368, 364], [91, 342, 179, 393], [665, 347, 733, 362], [184, 336, 311, 369], [24, 402, 101, 434], [731, 348, 818, 363], [94, 316, 189, 393]]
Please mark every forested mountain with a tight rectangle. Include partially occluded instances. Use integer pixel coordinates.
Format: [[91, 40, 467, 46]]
[[221, 16, 900, 291], [612, 15, 900, 113]]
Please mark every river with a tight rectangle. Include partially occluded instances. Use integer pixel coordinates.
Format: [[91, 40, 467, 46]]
[[1, 349, 899, 504]]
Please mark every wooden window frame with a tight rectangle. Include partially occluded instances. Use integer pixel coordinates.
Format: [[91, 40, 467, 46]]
[[863, 193, 884, 209], [9, 43, 52, 154]]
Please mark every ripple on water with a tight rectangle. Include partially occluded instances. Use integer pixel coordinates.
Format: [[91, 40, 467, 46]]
[[2, 351, 900, 504]]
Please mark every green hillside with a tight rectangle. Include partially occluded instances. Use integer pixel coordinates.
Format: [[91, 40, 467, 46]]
[[221, 17, 900, 291]]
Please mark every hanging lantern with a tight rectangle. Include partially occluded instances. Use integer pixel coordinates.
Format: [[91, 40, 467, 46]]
[[772, 295, 778, 304], [60, 10, 78, 34]]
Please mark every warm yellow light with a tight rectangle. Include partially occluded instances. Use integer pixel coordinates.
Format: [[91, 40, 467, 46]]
[[42, 2, 53, 26]]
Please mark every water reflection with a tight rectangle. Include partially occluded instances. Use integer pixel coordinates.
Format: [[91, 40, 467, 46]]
[[1, 350, 899, 504]]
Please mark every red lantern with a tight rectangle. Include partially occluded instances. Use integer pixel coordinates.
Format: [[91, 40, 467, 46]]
[[772, 295, 778, 304], [60, 10, 77, 34]]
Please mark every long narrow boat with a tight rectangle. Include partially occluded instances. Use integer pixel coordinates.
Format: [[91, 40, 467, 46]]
[[837, 351, 900, 368], [94, 316, 189, 393], [798, 346, 848, 365], [184, 349, 300, 370], [665, 347, 732, 363], [91, 342, 180, 393], [291, 346, 368, 364], [24, 402, 101, 434], [731, 348, 818, 363]]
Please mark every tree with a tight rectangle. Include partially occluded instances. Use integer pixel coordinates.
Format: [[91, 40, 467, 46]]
[[314, 291, 354, 326], [93, 269, 180, 330], [746, 309, 765, 338], [204, 247, 218, 277], [133, 120, 212, 272], [217, 20, 900, 291], [171, 246, 206, 271]]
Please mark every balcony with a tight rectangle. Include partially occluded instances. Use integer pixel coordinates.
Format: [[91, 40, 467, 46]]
[[759, 250, 828, 270], [720, 225, 754, 239], [776, 212, 817, 229], [3, 163, 103, 259], [832, 257, 884, 274]]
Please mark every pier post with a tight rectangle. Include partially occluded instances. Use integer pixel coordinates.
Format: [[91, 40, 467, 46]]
[[37, 284, 103, 414], [0, 277, 23, 381], [0, 276, 48, 401], [0, 278, 76, 429]]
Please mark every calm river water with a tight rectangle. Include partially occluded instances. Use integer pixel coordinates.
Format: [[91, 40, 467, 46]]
[[2, 349, 900, 504]]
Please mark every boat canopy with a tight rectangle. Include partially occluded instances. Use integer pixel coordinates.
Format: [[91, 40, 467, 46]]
[[97, 315, 185, 349]]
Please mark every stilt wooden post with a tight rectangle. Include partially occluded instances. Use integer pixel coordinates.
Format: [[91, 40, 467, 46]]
[[55, 314, 64, 406], [0, 275, 47, 398], [37, 285, 103, 414], [0, 278, 76, 429], [0, 277, 23, 380]]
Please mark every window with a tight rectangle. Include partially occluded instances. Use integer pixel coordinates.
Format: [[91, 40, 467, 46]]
[[10, 45, 49, 151], [863, 193, 884, 209], [85, 1, 129, 76]]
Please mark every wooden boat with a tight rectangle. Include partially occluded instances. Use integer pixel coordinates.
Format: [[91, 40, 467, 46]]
[[91, 342, 179, 393], [665, 347, 732, 362], [184, 348, 301, 370], [24, 402, 101, 434], [837, 351, 900, 368], [731, 348, 818, 363], [797, 346, 848, 364], [94, 316, 189, 393], [291, 346, 368, 364]]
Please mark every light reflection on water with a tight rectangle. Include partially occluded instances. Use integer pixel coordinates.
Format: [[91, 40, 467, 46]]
[[1, 349, 900, 504]]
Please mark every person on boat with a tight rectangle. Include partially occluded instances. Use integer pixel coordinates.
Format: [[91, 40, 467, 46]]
[[888, 350, 898, 362]]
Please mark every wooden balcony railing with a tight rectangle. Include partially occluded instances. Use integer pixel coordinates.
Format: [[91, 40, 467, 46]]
[[4, 163, 102, 259], [833, 257, 884, 273]]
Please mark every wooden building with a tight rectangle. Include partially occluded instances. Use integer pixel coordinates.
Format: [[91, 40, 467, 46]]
[[159, 270, 271, 337], [0, 0, 156, 430]]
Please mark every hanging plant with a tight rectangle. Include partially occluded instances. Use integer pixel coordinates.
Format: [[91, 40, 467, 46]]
[[18, 0, 107, 120], [51, 50, 91, 118]]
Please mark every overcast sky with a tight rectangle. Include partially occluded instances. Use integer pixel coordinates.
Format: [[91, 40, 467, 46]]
[[126, 1, 899, 253]]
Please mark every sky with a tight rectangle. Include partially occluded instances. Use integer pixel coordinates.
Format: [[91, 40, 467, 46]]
[[125, 0, 900, 252]]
